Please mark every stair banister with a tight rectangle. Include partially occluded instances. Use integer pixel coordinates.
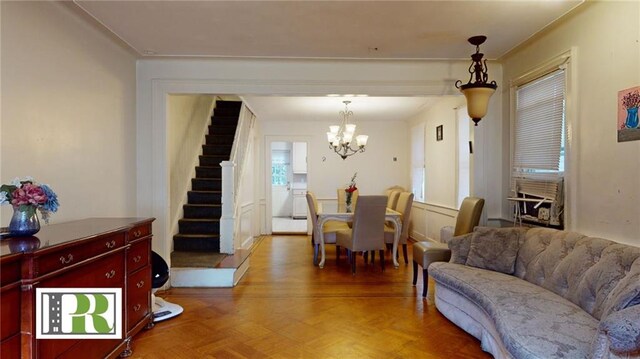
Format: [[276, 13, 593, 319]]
[[220, 104, 255, 254]]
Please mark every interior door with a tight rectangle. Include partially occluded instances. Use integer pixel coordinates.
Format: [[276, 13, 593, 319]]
[[271, 148, 292, 217]]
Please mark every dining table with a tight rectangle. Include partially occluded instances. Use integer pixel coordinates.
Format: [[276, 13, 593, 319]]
[[316, 203, 403, 269]]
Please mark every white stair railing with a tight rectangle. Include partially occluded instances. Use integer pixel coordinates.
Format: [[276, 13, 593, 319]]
[[220, 104, 255, 254]]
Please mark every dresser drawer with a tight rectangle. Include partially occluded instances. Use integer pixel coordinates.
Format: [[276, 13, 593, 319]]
[[0, 255, 21, 285], [0, 285, 20, 342], [127, 238, 150, 274], [129, 223, 151, 241], [40, 250, 125, 289], [0, 333, 20, 359], [127, 266, 151, 330], [36, 233, 125, 276]]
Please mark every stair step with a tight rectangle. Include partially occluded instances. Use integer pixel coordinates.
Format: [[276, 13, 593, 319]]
[[183, 204, 221, 218], [195, 166, 222, 178], [191, 178, 221, 191], [211, 115, 240, 124], [178, 218, 220, 234], [173, 234, 220, 252], [202, 144, 232, 156], [215, 100, 242, 109], [206, 134, 235, 145], [213, 107, 241, 117], [208, 125, 237, 135], [188, 191, 221, 204], [198, 156, 226, 168]]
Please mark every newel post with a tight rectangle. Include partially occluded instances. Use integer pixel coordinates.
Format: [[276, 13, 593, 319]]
[[220, 161, 235, 254]]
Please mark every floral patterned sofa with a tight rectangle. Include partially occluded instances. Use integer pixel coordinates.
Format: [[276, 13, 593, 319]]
[[429, 227, 640, 359]]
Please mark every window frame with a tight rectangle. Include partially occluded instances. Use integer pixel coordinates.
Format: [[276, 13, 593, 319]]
[[509, 49, 576, 230]]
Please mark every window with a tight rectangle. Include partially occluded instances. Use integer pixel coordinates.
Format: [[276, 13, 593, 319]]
[[512, 69, 566, 227], [271, 150, 289, 186], [456, 107, 470, 207], [411, 123, 425, 202]]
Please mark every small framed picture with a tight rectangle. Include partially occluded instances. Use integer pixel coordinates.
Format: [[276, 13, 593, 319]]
[[436, 125, 443, 141]]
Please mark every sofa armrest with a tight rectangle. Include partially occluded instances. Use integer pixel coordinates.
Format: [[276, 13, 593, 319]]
[[599, 305, 640, 353], [448, 232, 473, 264]]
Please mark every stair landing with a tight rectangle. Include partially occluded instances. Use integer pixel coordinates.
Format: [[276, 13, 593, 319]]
[[170, 249, 251, 287]]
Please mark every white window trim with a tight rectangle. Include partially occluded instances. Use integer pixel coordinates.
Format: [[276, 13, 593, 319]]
[[509, 48, 577, 230]]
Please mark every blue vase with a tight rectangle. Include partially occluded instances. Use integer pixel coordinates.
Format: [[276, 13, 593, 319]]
[[8, 208, 41, 237], [625, 107, 639, 129]]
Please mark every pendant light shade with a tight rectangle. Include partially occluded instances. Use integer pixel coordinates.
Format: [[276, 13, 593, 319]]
[[455, 35, 497, 126]]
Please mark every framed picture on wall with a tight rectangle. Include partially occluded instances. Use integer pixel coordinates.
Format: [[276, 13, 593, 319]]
[[436, 125, 443, 141], [618, 85, 640, 142]]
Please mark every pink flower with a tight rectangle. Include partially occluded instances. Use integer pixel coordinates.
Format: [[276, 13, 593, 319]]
[[11, 183, 47, 207]]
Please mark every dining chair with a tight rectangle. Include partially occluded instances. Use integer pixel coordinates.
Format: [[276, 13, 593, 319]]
[[306, 192, 351, 265], [384, 192, 414, 264], [412, 196, 485, 297], [335, 195, 387, 274], [386, 190, 401, 210]]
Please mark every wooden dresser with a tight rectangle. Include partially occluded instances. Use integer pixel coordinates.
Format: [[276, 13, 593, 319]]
[[0, 218, 155, 359]]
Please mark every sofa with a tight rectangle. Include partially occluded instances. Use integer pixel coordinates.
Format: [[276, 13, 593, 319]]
[[429, 226, 640, 359]]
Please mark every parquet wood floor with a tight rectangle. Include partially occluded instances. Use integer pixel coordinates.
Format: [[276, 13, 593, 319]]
[[131, 236, 491, 359]]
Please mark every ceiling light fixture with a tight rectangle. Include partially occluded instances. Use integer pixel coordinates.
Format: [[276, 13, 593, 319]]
[[455, 35, 497, 126], [327, 101, 368, 160]]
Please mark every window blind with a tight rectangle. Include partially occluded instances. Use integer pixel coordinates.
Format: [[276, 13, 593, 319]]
[[512, 69, 565, 199], [513, 69, 565, 179]]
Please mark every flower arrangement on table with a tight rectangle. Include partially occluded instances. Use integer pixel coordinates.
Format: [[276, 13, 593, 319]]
[[1, 177, 59, 236], [345, 172, 358, 211]]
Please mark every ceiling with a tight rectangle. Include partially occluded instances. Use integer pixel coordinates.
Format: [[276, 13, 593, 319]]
[[75, 1, 582, 60], [75, 1, 582, 122]]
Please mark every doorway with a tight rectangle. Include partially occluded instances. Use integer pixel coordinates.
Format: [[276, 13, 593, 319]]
[[270, 141, 308, 234]]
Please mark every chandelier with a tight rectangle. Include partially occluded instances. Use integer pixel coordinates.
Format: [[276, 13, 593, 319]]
[[455, 35, 498, 126], [326, 101, 368, 160]]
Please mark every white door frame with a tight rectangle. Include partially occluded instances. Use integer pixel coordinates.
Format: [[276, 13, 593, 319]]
[[265, 135, 311, 234]]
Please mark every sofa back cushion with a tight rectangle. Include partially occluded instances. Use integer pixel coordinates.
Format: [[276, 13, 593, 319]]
[[516, 228, 640, 320], [465, 227, 524, 274]]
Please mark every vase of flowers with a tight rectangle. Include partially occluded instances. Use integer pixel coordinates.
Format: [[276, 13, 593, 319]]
[[345, 172, 358, 213], [622, 90, 639, 129], [1, 177, 59, 237]]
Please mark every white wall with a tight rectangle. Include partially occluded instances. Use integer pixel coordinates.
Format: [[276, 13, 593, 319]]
[[167, 95, 215, 243], [500, 1, 640, 245], [407, 96, 468, 241], [1, 2, 137, 223]]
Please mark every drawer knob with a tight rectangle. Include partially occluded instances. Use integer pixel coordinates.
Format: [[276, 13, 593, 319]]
[[105, 270, 116, 279], [60, 254, 73, 265], [136, 280, 145, 288], [133, 255, 142, 263], [133, 230, 142, 238], [105, 240, 116, 249], [133, 304, 141, 312]]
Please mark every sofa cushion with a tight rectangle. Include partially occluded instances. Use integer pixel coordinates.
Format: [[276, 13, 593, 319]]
[[448, 232, 473, 264], [515, 228, 586, 285], [601, 257, 640, 319], [465, 227, 523, 274], [574, 244, 640, 320], [430, 262, 598, 359]]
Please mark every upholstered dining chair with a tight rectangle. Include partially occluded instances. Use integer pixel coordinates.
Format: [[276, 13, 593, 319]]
[[412, 197, 485, 297], [306, 192, 351, 265], [384, 191, 414, 264], [386, 190, 401, 210], [336, 195, 387, 274]]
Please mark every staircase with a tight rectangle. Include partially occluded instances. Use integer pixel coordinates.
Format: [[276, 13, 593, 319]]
[[173, 100, 241, 252]]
